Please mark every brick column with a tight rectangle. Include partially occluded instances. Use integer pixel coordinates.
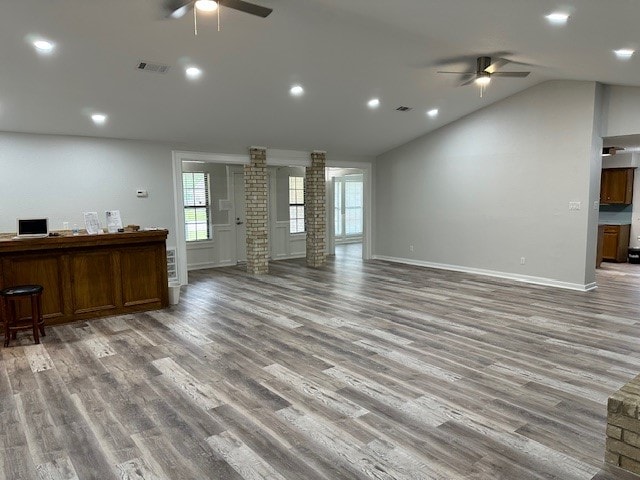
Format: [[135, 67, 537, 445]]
[[305, 151, 327, 268], [244, 148, 269, 274]]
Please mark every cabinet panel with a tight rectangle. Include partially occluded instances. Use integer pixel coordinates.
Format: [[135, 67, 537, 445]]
[[601, 224, 631, 262], [70, 251, 119, 314], [1, 255, 65, 320], [602, 231, 619, 261], [601, 168, 634, 204], [120, 247, 163, 307]]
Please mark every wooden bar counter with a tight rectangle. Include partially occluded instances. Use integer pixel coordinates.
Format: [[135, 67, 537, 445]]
[[0, 230, 169, 326]]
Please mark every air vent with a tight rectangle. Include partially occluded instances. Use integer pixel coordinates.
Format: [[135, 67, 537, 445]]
[[137, 61, 170, 74], [396, 106, 413, 112]]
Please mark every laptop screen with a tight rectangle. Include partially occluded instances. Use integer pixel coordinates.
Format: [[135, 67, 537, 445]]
[[17, 218, 49, 236]]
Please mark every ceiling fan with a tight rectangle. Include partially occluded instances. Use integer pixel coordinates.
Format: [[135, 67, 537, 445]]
[[164, 0, 272, 33], [438, 56, 531, 95]]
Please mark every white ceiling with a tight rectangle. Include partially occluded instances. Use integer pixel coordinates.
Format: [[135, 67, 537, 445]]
[[2, 0, 640, 157]]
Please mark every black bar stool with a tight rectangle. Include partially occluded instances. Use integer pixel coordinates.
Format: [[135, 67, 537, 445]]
[[0, 285, 46, 347]]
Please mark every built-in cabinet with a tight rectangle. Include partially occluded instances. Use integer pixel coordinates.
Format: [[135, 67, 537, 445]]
[[600, 168, 634, 205], [600, 224, 631, 262], [0, 231, 169, 325]]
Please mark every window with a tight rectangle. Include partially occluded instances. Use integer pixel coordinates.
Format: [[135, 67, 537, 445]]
[[183, 172, 211, 241], [344, 175, 363, 235], [289, 176, 305, 234]]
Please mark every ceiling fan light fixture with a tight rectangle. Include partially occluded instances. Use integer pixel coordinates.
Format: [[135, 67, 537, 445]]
[[427, 109, 439, 118], [195, 0, 218, 12], [475, 76, 491, 86]]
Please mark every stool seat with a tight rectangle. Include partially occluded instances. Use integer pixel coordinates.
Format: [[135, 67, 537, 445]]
[[1, 284, 46, 347], [0, 285, 44, 296]]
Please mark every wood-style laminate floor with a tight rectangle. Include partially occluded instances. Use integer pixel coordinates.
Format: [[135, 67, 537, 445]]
[[2, 244, 640, 479]]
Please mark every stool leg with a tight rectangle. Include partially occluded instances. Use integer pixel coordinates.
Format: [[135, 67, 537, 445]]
[[8, 302, 16, 343], [2, 298, 8, 348], [31, 294, 40, 345], [38, 293, 45, 337]]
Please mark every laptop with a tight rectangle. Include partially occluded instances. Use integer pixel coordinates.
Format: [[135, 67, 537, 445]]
[[15, 218, 49, 239]]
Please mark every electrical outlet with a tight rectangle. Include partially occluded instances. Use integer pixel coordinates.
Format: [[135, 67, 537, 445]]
[[593, 200, 599, 210], [520, 257, 526, 265], [136, 189, 149, 198], [568, 201, 581, 211], [409, 245, 414, 252]]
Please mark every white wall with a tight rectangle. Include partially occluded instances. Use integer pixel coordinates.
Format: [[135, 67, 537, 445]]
[[0, 132, 177, 247], [603, 85, 640, 137], [375, 80, 601, 290]]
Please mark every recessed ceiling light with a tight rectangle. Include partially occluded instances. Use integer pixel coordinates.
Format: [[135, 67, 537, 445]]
[[545, 12, 570, 24], [195, 0, 218, 12], [475, 76, 491, 86], [367, 98, 380, 109], [614, 49, 635, 59], [427, 109, 439, 118], [32, 39, 55, 53], [91, 113, 107, 125], [185, 66, 203, 79], [290, 85, 304, 96]]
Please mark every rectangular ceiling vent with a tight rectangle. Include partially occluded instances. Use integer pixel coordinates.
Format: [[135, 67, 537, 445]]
[[137, 61, 170, 74], [395, 106, 413, 112]]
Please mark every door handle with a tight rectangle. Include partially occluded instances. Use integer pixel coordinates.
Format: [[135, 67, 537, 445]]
[[236, 218, 244, 225]]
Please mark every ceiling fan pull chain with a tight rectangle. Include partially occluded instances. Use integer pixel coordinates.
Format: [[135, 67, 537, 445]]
[[194, 7, 198, 36], [218, 4, 221, 32]]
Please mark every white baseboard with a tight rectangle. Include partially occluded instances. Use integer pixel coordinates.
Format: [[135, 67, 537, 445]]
[[372, 255, 596, 292], [187, 260, 236, 271], [271, 253, 306, 261]]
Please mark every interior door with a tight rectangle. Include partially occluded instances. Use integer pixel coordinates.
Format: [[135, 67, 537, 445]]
[[233, 172, 247, 263]]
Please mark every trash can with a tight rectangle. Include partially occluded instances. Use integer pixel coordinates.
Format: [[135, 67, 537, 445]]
[[168, 281, 181, 305], [629, 248, 640, 264]]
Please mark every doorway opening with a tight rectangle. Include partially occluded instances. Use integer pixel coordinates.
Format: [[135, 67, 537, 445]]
[[327, 167, 366, 261]]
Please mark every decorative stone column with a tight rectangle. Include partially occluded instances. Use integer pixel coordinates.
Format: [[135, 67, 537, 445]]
[[305, 151, 327, 268], [244, 147, 269, 274]]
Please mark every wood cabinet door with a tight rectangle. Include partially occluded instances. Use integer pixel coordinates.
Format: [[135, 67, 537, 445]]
[[70, 250, 120, 314], [601, 168, 634, 204], [1, 255, 66, 320], [602, 229, 619, 260], [120, 246, 163, 307]]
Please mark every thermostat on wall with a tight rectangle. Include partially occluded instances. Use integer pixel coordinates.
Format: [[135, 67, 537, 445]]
[[136, 189, 149, 198]]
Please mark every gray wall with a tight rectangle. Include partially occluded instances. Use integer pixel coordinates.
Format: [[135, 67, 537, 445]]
[[0, 131, 177, 247], [375, 80, 601, 289]]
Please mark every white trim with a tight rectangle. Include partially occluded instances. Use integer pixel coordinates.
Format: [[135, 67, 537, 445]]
[[326, 159, 373, 169], [271, 253, 306, 261], [372, 255, 597, 292], [267, 149, 311, 167], [174, 150, 250, 165], [172, 152, 188, 286], [188, 260, 236, 271]]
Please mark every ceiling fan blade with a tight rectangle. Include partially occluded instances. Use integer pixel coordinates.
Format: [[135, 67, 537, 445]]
[[491, 71, 531, 78], [460, 77, 478, 87], [218, 0, 273, 17], [437, 71, 475, 75], [164, 0, 193, 18], [485, 58, 510, 74]]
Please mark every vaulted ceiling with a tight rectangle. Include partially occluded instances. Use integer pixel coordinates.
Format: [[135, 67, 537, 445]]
[[1, 0, 639, 157]]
